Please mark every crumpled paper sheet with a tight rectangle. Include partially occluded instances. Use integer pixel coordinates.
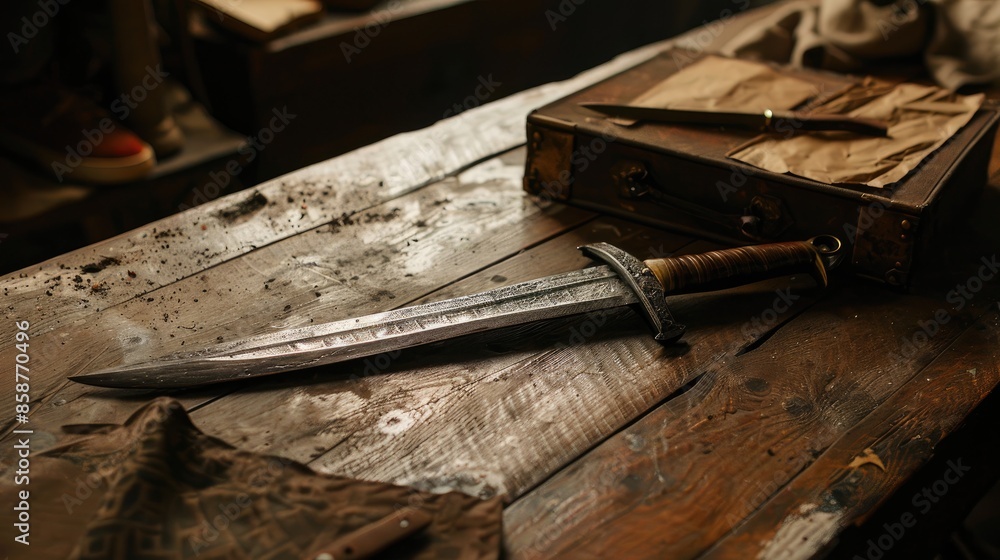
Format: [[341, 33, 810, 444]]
[[627, 55, 984, 188], [730, 79, 984, 187], [0, 398, 501, 560], [629, 55, 821, 112]]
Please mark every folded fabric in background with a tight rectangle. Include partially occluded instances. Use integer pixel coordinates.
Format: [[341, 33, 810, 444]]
[[717, 0, 1000, 90], [0, 398, 501, 560]]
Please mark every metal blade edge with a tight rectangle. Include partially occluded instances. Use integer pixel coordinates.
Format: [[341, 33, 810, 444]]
[[70, 265, 640, 388]]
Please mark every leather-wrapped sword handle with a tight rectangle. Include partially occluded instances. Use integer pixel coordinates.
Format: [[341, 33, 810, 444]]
[[643, 236, 842, 295]]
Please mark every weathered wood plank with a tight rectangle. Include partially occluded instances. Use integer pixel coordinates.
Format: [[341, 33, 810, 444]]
[[0, 39, 673, 408], [700, 319, 1000, 560], [182, 215, 688, 487], [186, 214, 826, 506], [502, 283, 998, 559], [2, 149, 593, 439], [7, 6, 993, 558]]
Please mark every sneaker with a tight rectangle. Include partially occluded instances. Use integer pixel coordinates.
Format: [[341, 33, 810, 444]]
[[0, 84, 155, 184]]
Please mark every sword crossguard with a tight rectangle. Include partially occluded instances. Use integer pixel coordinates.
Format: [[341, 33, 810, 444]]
[[581, 236, 842, 344], [580, 243, 686, 344]]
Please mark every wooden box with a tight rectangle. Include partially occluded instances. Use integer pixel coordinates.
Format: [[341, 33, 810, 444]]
[[523, 51, 1000, 287]]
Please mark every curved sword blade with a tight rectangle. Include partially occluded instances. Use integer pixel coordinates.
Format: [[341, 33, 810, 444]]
[[70, 265, 639, 389]]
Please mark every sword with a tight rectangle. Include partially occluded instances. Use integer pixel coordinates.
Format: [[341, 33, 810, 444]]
[[579, 103, 890, 137], [69, 236, 844, 389]]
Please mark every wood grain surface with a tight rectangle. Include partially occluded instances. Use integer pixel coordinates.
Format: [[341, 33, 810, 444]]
[[502, 283, 1000, 559], [2, 7, 999, 560]]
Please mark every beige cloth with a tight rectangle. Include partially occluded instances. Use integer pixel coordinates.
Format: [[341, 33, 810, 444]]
[[719, 0, 1000, 90], [0, 398, 502, 560]]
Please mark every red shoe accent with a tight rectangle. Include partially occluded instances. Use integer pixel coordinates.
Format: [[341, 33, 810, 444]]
[[0, 84, 155, 184], [95, 131, 147, 158]]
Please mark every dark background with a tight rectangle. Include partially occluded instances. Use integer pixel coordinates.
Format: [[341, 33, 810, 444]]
[[0, 0, 771, 274]]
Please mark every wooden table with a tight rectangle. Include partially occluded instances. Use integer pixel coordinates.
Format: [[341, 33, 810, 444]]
[[3, 19, 1000, 560]]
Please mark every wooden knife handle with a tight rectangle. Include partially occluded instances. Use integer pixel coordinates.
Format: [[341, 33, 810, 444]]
[[308, 507, 433, 560], [778, 112, 889, 137], [643, 236, 841, 294]]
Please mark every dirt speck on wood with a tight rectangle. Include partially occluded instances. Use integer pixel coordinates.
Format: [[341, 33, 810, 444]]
[[363, 208, 401, 223], [371, 289, 396, 303], [80, 257, 120, 273], [216, 191, 268, 222], [324, 211, 358, 234]]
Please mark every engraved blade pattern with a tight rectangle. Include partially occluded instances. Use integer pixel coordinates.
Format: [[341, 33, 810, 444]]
[[71, 265, 639, 388]]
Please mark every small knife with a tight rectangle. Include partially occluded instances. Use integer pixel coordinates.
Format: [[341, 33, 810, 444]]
[[580, 102, 889, 137]]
